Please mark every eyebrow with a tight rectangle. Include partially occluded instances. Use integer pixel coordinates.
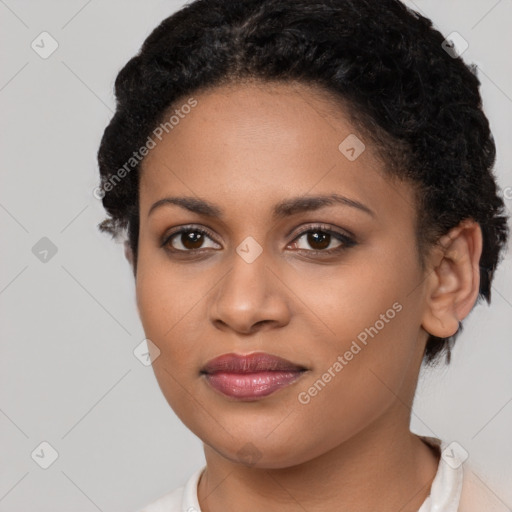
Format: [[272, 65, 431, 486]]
[[147, 193, 376, 219]]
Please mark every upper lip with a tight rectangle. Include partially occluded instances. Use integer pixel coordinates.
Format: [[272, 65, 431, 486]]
[[201, 352, 307, 374]]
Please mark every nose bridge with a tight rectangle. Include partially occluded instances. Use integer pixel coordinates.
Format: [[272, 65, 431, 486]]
[[210, 239, 289, 332], [222, 242, 272, 310]]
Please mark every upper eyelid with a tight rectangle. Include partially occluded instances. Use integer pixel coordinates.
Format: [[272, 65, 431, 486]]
[[292, 223, 355, 240], [163, 224, 218, 243]]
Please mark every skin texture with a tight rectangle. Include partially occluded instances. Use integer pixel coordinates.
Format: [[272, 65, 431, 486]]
[[131, 81, 482, 512]]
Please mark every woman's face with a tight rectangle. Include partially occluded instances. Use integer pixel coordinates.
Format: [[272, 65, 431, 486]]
[[135, 81, 432, 468]]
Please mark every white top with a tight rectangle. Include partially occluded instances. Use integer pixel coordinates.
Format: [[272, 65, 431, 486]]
[[138, 437, 511, 512]]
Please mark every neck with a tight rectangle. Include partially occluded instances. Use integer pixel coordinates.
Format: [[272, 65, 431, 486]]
[[197, 406, 440, 512]]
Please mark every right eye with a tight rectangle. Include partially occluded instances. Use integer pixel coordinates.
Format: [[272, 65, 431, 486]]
[[161, 225, 221, 253]]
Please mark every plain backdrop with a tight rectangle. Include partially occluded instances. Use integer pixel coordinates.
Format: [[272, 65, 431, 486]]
[[1, 1, 511, 510]]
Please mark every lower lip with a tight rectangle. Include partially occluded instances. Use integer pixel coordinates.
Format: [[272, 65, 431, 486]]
[[204, 371, 304, 400]]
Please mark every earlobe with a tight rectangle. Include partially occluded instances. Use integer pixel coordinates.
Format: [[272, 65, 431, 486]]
[[421, 219, 483, 339]]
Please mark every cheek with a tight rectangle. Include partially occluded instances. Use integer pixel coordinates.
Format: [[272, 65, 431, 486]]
[[134, 252, 212, 389], [288, 305, 419, 464], [135, 267, 201, 422], [135, 249, 202, 340], [288, 249, 418, 347], [289, 255, 422, 423]]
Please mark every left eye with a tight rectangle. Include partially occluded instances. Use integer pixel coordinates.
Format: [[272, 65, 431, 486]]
[[287, 226, 356, 254]]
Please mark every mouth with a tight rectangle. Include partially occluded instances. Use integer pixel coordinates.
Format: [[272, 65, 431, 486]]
[[200, 352, 308, 401]]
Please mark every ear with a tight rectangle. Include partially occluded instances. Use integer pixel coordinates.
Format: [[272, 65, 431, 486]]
[[421, 219, 483, 338]]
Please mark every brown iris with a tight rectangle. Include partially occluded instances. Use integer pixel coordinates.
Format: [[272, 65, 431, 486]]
[[306, 231, 330, 251], [181, 230, 205, 250]]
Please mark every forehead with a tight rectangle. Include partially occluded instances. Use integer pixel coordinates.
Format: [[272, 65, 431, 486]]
[[139, 81, 416, 225]]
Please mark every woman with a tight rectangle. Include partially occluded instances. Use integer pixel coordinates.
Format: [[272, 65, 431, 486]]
[[96, 0, 510, 510]]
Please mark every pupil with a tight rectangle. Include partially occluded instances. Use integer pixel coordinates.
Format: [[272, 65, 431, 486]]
[[308, 231, 329, 250], [183, 231, 204, 249]]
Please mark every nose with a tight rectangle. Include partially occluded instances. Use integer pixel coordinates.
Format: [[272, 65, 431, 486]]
[[209, 249, 291, 335]]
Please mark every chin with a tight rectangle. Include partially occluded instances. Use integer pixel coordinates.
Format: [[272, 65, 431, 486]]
[[200, 429, 321, 469]]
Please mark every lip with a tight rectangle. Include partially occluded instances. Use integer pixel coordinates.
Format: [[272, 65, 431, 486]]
[[201, 352, 307, 401]]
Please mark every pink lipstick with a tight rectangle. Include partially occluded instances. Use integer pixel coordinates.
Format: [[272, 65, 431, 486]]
[[201, 352, 307, 400]]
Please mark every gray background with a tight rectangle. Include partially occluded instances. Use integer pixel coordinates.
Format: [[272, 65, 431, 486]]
[[1, 1, 511, 510]]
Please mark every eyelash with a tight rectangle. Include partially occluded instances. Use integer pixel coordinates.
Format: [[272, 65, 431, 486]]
[[160, 223, 357, 257]]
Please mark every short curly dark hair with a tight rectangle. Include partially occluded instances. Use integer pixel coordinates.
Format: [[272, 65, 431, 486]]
[[97, 0, 509, 366]]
